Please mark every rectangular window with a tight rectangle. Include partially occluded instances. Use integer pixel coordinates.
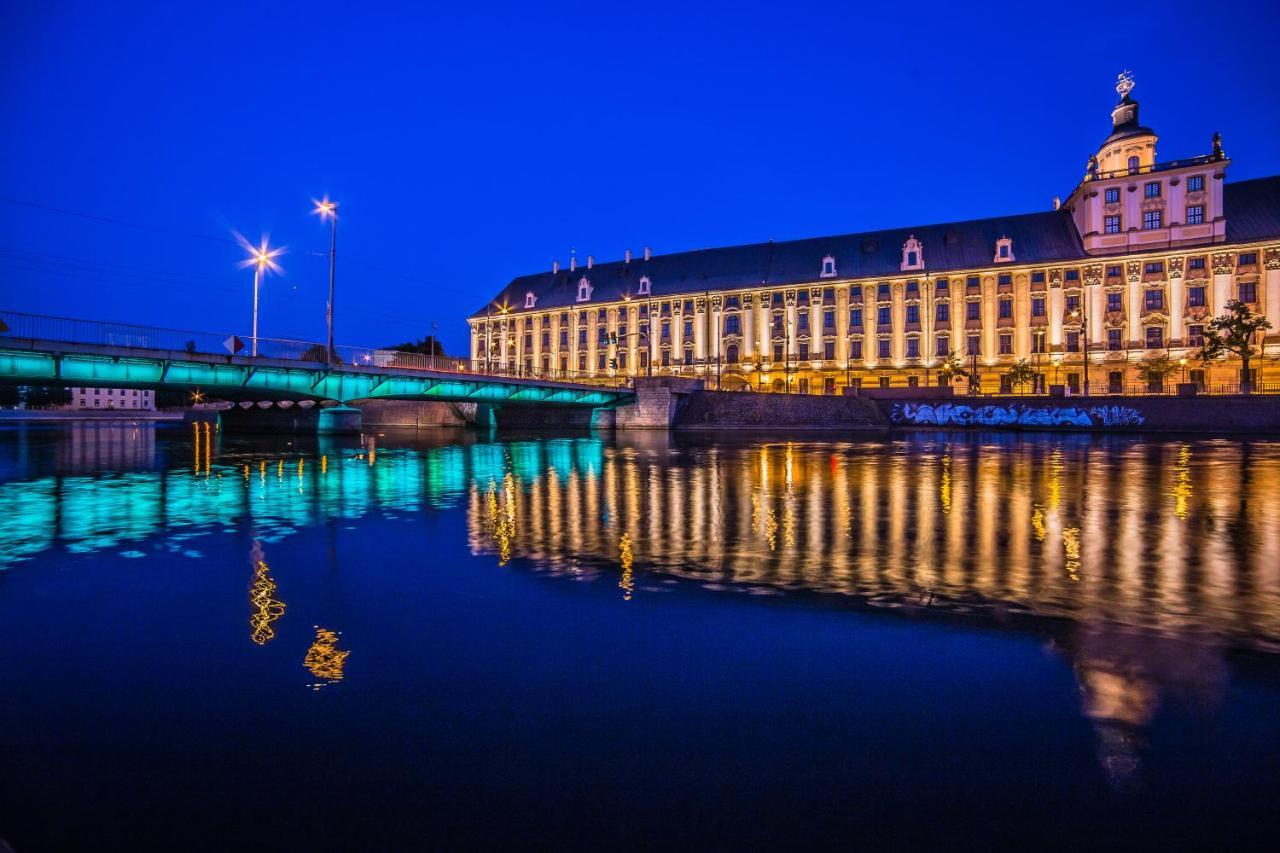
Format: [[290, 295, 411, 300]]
[[1145, 181, 1161, 198], [906, 280, 919, 295], [684, 320, 693, 338], [936, 337, 949, 357], [877, 338, 890, 359], [1187, 325, 1204, 347], [1031, 271, 1045, 284], [998, 333, 1012, 355], [1105, 187, 1120, 204], [1144, 210, 1163, 230], [1145, 290, 1164, 310], [662, 350, 670, 367], [998, 273, 1012, 286], [1145, 327, 1163, 349], [850, 340, 862, 360], [877, 283, 890, 298], [906, 304, 919, 324], [1107, 329, 1122, 351], [823, 309, 835, 330], [798, 313, 809, 331], [1031, 297, 1045, 317], [877, 306, 891, 326], [1187, 175, 1204, 192], [967, 275, 980, 288], [850, 308, 862, 327], [1065, 294, 1080, 313], [1239, 252, 1257, 266], [1066, 331, 1080, 352], [797, 290, 809, 307], [907, 338, 919, 358], [935, 278, 949, 292], [1187, 286, 1206, 307], [799, 342, 809, 360], [1031, 333, 1045, 354], [822, 288, 834, 303], [967, 334, 981, 355], [823, 341, 835, 360], [1104, 215, 1121, 234], [724, 315, 740, 335], [1065, 269, 1079, 282], [773, 344, 784, 361], [1107, 265, 1123, 277], [935, 303, 949, 322], [998, 298, 1012, 319], [1145, 261, 1164, 275], [1239, 282, 1257, 303], [1186, 205, 1204, 225], [1107, 292, 1122, 312], [1188, 257, 1205, 271], [966, 301, 980, 321]]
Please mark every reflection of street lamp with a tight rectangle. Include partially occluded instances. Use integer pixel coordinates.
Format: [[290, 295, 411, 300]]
[[313, 198, 338, 362], [238, 237, 283, 357]]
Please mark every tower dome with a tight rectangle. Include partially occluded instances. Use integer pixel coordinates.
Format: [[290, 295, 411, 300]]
[[1094, 71, 1157, 176]]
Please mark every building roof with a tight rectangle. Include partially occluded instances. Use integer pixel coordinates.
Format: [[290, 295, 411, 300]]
[[473, 175, 1280, 319]]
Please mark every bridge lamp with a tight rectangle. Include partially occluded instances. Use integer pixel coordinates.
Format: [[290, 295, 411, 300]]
[[237, 236, 284, 357], [313, 197, 339, 364]]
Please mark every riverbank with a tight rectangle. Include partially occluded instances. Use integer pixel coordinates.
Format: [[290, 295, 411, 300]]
[[0, 408, 190, 424]]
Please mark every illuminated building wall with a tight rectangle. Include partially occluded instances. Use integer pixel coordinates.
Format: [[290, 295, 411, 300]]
[[471, 80, 1280, 393]]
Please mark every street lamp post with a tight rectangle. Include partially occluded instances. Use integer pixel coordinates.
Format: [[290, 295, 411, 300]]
[[314, 199, 338, 363], [240, 237, 282, 358]]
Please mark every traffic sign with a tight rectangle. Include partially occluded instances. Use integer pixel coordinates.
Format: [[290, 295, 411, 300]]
[[224, 335, 245, 355]]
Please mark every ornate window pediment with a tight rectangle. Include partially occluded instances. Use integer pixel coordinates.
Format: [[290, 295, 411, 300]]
[[576, 277, 593, 303], [637, 275, 651, 296], [820, 255, 837, 278], [524, 291, 537, 309]]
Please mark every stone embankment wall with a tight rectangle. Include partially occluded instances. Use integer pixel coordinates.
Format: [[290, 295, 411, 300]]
[[884, 393, 1280, 433], [671, 389, 887, 431]]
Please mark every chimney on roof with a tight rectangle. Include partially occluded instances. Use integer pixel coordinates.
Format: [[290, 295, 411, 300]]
[[570, 255, 576, 272], [624, 248, 632, 263], [1053, 196, 1062, 211], [643, 246, 652, 261], [587, 255, 594, 269], [553, 259, 559, 274]]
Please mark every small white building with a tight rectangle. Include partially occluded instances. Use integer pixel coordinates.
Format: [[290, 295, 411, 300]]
[[70, 387, 155, 410]]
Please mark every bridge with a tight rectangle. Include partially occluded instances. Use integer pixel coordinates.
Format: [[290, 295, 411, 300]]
[[0, 311, 634, 414]]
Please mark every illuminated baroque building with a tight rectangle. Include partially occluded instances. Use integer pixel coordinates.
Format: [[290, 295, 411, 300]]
[[470, 76, 1280, 393]]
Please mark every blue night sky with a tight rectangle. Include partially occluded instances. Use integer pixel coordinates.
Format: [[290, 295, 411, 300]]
[[3, 0, 1278, 355]]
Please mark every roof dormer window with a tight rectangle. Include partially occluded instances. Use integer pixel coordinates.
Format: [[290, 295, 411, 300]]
[[576, 276, 593, 303], [900, 236, 924, 272], [637, 275, 651, 295], [994, 237, 1014, 263], [820, 255, 836, 278], [524, 291, 537, 309]]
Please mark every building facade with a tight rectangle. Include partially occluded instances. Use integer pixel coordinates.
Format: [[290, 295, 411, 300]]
[[471, 77, 1280, 394], [70, 387, 155, 410]]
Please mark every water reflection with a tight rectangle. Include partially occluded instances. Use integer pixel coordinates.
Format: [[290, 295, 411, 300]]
[[248, 540, 285, 646], [304, 627, 349, 690]]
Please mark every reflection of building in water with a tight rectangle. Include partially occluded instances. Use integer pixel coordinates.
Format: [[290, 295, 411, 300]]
[[466, 434, 1280, 648], [58, 423, 158, 472], [248, 541, 285, 645], [304, 627, 349, 689], [1060, 624, 1227, 790]]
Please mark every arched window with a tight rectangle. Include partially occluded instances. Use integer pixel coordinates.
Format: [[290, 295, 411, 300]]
[[1127, 155, 1140, 174], [900, 236, 924, 271], [724, 315, 740, 335], [725, 344, 739, 364]]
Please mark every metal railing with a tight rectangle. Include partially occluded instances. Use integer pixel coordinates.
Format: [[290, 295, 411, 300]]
[[0, 310, 633, 389]]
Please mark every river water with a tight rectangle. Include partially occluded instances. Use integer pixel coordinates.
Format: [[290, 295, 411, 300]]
[[2, 424, 1279, 849]]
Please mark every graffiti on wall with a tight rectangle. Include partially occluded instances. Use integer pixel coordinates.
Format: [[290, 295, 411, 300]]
[[890, 401, 1146, 428]]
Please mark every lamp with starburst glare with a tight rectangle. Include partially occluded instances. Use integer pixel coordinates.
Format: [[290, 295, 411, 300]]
[[237, 235, 284, 357]]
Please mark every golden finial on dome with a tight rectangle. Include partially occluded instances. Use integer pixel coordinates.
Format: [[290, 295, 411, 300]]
[[1116, 70, 1135, 98]]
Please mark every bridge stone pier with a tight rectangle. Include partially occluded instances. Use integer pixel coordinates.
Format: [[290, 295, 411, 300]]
[[614, 377, 705, 429]]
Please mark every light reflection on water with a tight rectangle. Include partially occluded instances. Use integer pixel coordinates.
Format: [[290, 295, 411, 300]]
[[3, 425, 1280, 653], [2, 423, 1280, 843]]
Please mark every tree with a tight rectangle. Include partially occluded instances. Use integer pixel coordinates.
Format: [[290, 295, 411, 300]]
[[1135, 353, 1179, 392], [1005, 359, 1039, 394], [300, 344, 328, 363], [1197, 299, 1272, 393], [389, 336, 446, 357], [937, 352, 969, 387]]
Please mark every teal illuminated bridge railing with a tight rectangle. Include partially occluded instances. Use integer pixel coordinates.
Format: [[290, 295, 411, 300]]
[[0, 310, 633, 407]]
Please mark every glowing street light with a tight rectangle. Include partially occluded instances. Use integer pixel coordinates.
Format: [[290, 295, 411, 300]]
[[313, 197, 338, 363], [237, 235, 283, 357]]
